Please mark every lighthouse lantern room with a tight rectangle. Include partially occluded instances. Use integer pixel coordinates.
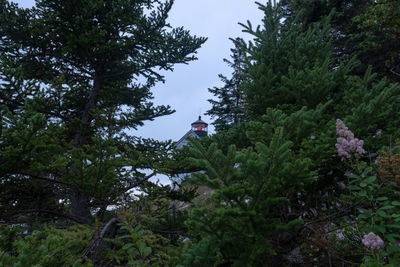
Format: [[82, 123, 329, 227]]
[[191, 116, 208, 137]]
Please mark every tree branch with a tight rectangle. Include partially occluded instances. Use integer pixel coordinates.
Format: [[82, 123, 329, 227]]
[[4, 209, 83, 223], [123, 172, 156, 192], [17, 172, 72, 186], [0, 91, 68, 120]]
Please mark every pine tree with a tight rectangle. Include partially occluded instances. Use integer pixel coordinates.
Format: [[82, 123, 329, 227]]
[[0, 0, 206, 223], [206, 38, 246, 132]]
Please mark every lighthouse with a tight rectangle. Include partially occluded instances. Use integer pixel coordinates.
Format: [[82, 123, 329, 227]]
[[171, 116, 208, 188], [175, 116, 208, 149]]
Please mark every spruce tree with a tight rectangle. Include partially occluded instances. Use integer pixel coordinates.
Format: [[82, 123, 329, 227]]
[[281, 0, 400, 83], [185, 130, 314, 265], [232, 1, 400, 195], [0, 0, 206, 223], [353, 0, 400, 82], [189, 1, 400, 263], [206, 38, 246, 132]]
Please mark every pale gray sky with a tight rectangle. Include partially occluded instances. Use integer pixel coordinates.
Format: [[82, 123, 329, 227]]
[[14, 0, 264, 142]]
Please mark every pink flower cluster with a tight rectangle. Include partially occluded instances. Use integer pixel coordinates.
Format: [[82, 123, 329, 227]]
[[335, 119, 365, 159], [362, 232, 384, 250]]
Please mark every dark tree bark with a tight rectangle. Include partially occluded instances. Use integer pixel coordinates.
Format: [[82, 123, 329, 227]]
[[71, 69, 104, 223], [70, 191, 92, 224]]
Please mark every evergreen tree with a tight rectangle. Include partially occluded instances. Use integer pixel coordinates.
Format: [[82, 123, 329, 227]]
[[206, 38, 246, 132], [0, 0, 206, 223], [241, 4, 339, 118], [185, 2, 400, 264], [280, 0, 400, 83], [225, 1, 400, 196], [353, 0, 400, 83], [184, 130, 314, 265]]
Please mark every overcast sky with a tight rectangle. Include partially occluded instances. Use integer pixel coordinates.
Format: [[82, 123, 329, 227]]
[[14, 0, 264, 142]]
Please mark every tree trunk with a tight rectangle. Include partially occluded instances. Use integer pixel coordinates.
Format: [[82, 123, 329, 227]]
[[73, 69, 103, 148], [70, 69, 104, 223], [70, 191, 92, 223]]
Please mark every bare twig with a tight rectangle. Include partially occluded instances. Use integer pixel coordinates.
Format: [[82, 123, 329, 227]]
[[390, 67, 400, 77]]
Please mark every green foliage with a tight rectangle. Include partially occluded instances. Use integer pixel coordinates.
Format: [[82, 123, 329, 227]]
[[0, 0, 206, 223], [0, 224, 94, 267], [241, 3, 340, 118], [201, 1, 400, 265], [353, 0, 400, 82], [109, 183, 197, 266], [281, 0, 400, 83], [177, 238, 222, 267], [341, 68, 400, 152], [2, 0, 400, 265], [185, 129, 314, 265], [206, 38, 247, 132], [111, 224, 152, 266], [0, 225, 24, 254], [0, 98, 68, 219], [106, 211, 183, 266], [206, 122, 252, 151], [348, 161, 400, 266]]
